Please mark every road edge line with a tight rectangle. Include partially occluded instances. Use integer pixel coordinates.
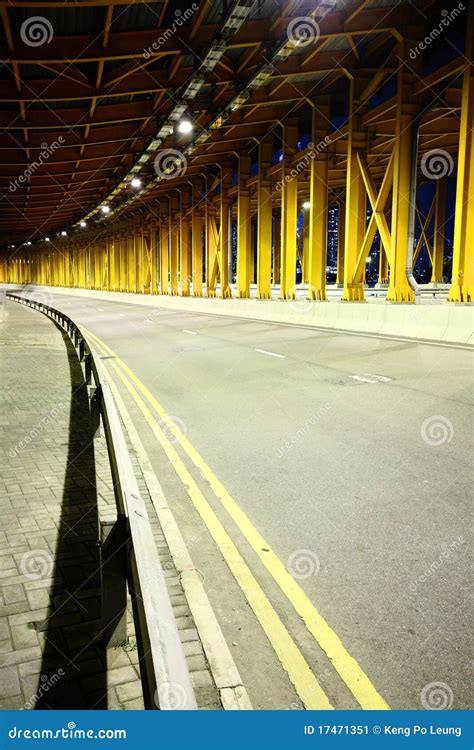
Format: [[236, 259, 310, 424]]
[[103, 362, 253, 710]]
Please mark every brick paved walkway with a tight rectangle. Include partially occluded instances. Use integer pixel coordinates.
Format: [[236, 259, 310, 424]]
[[0, 298, 222, 710]]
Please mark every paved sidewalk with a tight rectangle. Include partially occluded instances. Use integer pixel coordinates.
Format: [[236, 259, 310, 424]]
[[0, 300, 144, 709], [0, 298, 223, 710]]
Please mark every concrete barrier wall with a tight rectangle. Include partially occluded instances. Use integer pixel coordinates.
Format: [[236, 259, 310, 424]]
[[2, 284, 472, 347]]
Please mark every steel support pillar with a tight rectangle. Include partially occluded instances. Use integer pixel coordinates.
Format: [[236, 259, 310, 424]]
[[280, 121, 298, 299], [387, 47, 418, 302], [237, 155, 251, 298], [307, 106, 330, 300], [336, 200, 345, 286], [257, 140, 273, 299], [180, 194, 191, 296], [219, 166, 232, 298], [192, 184, 203, 297], [342, 83, 367, 301], [431, 180, 447, 283], [169, 197, 179, 295], [448, 14, 473, 302]]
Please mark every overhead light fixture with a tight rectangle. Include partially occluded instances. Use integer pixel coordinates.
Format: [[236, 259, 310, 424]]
[[130, 178, 142, 188], [302, 201, 311, 210], [45, 237, 50, 241], [26, 241, 32, 245], [221, 0, 256, 35], [61, 231, 67, 236], [178, 119, 193, 135], [183, 76, 205, 101], [101, 205, 110, 214], [80, 221, 87, 228], [248, 65, 275, 89], [169, 103, 187, 122], [200, 40, 227, 72]]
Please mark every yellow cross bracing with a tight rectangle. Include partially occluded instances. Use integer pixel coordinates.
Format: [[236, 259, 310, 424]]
[[0, 3, 471, 305]]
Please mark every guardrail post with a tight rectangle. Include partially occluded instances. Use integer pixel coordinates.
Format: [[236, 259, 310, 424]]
[[85, 352, 93, 385], [99, 514, 128, 647], [90, 384, 102, 437]]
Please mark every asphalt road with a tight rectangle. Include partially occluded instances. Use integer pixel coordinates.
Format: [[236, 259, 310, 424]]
[[6, 289, 472, 710]]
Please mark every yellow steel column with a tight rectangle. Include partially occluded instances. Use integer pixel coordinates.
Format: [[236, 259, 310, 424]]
[[206, 209, 218, 297], [180, 192, 191, 296], [448, 13, 473, 301], [160, 209, 170, 294], [280, 121, 298, 299], [169, 198, 179, 295], [378, 244, 389, 284], [257, 139, 273, 299], [151, 219, 159, 294], [126, 221, 133, 291], [237, 155, 251, 298], [342, 83, 367, 302], [387, 48, 418, 302], [273, 213, 280, 285], [192, 183, 203, 296], [307, 106, 330, 300], [134, 216, 142, 293], [119, 224, 127, 291], [336, 200, 345, 286], [219, 166, 232, 298]]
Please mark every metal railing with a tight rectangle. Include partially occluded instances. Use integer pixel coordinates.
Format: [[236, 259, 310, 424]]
[[7, 293, 197, 711]]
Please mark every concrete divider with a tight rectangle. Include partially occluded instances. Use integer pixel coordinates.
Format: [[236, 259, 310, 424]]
[[2, 284, 472, 346]]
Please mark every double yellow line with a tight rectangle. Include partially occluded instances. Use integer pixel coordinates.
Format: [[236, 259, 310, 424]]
[[83, 325, 389, 711]]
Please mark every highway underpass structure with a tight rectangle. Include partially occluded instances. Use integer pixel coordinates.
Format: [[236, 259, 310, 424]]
[[0, 0, 472, 717]]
